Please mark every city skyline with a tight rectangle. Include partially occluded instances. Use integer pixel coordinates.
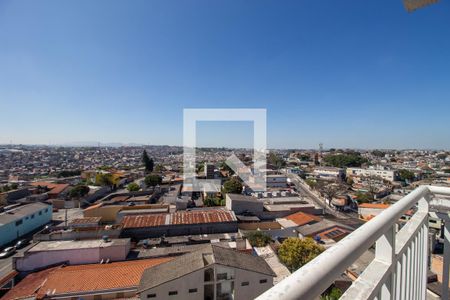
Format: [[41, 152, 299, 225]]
[[1, 0, 450, 149]]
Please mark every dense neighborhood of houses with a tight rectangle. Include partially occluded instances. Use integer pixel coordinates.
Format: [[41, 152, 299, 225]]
[[0, 145, 450, 299]]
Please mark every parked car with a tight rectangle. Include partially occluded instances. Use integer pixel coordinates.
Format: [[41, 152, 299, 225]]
[[0, 247, 16, 259], [15, 239, 29, 249]]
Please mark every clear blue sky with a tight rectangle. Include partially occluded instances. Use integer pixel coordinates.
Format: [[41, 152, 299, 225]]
[[1, 0, 449, 149]]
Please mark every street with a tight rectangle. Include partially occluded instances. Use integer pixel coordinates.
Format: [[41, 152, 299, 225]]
[[288, 173, 352, 219]]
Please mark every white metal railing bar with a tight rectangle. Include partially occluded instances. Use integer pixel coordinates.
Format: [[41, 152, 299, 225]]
[[256, 185, 450, 300]]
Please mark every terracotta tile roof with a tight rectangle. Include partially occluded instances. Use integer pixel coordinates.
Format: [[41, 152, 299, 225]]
[[122, 209, 236, 229], [358, 203, 390, 209], [30, 182, 69, 195], [83, 203, 103, 211], [4, 258, 173, 299], [285, 211, 321, 226], [2, 267, 59, 300]]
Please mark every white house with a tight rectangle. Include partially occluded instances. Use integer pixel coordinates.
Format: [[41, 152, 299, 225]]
[[138, 244, 275, 300]]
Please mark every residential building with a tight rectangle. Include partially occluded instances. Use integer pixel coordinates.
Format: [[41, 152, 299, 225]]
[[265, 175, 288, 188], [13, 238, 131, 272], [83, 202, 170, 223], [346, 167, 397, 182], [0, 202, 52, 247], [313, 167, 345, 180], [3, 257, 173, 300], [357, 203, 390, 221], [138, 244, 276, 300]]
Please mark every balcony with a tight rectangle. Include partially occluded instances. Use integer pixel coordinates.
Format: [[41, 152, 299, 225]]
[[256, 186, 450, 300]]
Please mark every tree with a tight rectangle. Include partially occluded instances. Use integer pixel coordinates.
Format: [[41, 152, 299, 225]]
[[398, 169, 415, 181], [246, 231, 272, 247], [127, 182, 140, 192], [321, 287, 343, 300], [68, 185, 90, 198], [222, 177, 243, 194], [371, 150, 386, 157], [316, 182, 347, 205], [323, 154, 368, 168], [96, 173, 114, 188], [355, 191, 373, 203], [144, 174, 162, 187], [268, 152, 286, 170], [278, 237, 325, 272], [142, 150, 154, 173], [203, 196, 224, 207]]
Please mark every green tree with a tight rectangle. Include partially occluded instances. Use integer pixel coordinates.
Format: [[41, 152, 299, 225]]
[[222, 177, 243, 194], [371, 150, 386, 157], [142, 150, 154, 173], [323, 154, 368, 168], [398, 169, 415, 181], [268, 152, 286, 170], [246, 231, 272, 247], [127, 182, 140, 192], [69, 185, 90, 198], [203, 196, 225, 207], [321, 287, 343, 300], [96, 173, 114, 188], [144, 174, 162, 187], [355, 191, 373, 203], [220, 161, 234, 175], [278, 237, 325, 272]]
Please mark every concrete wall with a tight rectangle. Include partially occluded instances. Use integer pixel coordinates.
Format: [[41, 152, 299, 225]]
[[14, 240, 130, 272], [139, 264, 273, 300], [0, 204, 52, 247], [122, 221, 238, 240]]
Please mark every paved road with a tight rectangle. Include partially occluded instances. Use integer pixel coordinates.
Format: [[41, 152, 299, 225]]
[[0, 243, 34, 278], [288, 173, 350, 219]]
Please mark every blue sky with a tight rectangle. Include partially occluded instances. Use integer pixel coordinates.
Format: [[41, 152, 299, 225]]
[[1, 0, 449, 149]]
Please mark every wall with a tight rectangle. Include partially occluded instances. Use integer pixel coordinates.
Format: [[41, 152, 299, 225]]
[[14, 240, 129, 272], [0, 204, 52, 247], [139, 264, 273, 300], [121, 221, 238, 240]]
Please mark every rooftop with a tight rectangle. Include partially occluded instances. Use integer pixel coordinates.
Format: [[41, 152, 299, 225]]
[[358, 203, 390, 209], [0, 202, 51, 225], [28, 238, 130, 252], [139, 244, 275, 292], [285, 211, 321, 226], [122, 209, 236, 229], [3, 258, 172, 300]]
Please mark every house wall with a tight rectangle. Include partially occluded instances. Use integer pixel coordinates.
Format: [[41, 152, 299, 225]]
[[0, 204, 52, 247], [121, 221, 238, 240], [139, 264, 273, 300], [14, 241, 129, 271]]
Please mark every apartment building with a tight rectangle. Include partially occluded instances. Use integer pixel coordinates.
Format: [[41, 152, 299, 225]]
[[346, 167, 397, 182]]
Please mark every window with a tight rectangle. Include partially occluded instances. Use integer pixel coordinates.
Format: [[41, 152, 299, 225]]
[[147, 294, 156, 298], [241, 282, 249, 286], [116, 292, 124, 298], [45, 208, 48, 213], [259, 279, 267, 284], [204, 268, 214, 282], [31, 214, 35, 219], [168, 291, 178, 296], [39, 211, 42, 215], [189, 288, 197, 293], [15, 219, 23, 226], [217, 273, 228, 280]]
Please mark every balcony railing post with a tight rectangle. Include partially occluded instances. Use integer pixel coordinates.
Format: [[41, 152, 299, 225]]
[[375, 224, 395, 299], [441, 214, 450, 300]]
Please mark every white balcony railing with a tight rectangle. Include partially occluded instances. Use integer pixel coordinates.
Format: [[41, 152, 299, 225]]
[[256, 185, 450, 300]]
